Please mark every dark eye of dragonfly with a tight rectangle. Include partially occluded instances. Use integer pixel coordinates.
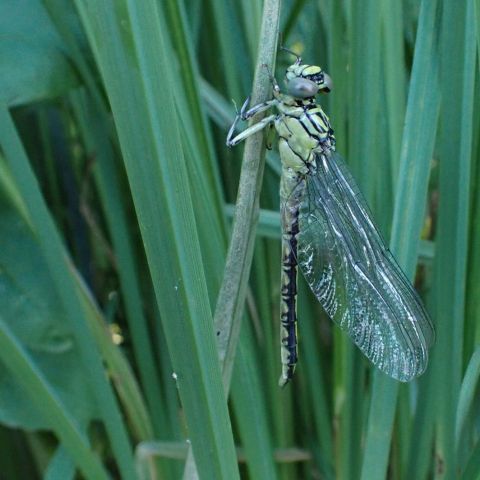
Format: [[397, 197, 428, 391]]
[[287, 77, 319, 99]]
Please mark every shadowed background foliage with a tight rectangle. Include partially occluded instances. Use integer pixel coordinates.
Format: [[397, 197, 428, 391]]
[[0, 0, 479, 479]]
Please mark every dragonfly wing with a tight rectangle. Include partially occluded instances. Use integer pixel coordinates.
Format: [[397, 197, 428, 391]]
[[297, 152, 434, 381]]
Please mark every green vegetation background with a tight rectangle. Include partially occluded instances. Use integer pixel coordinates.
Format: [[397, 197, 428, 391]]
[[0, 0, 479, 479]]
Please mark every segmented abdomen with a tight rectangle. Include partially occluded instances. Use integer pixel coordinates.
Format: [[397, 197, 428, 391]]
[[279, 176, 305, 386]]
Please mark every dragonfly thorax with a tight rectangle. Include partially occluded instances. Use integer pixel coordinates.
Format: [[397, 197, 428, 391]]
[[274, 97, 336, 169]]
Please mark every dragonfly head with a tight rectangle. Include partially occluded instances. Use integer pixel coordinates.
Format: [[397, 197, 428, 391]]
[[284, 56, 333, 99]]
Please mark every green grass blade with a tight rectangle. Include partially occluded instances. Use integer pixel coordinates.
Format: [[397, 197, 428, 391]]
[[0, 1, 78, 106], [348, 0, 381, 198], [465, 82, 480, 371], [360, 0, 440, 478], [204, 0, 249, 100], [298, 283, 334, 478], [44, 446, 76, 480], [461, 441, 480, 479], [73, 1, 239, 477], [238, 0, 262, 57], [381, 0, 407, 184], [230, 322, 277, 479], [337, 2, 383, 477], [41, 7, 167, 445], [0, 316, 108, 480], [0, 106, 136, 479], [430, 0, 476, 475], [455, 348, 480, 453], [406, 375, 436, 479], [70, 92, 163, 439], [77, 278, 155, 443]]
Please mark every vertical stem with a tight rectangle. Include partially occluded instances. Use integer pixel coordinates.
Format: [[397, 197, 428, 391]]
[[182, 1, 282, 478]]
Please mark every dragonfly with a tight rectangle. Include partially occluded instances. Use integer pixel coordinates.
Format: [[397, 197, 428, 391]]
[[226, 50, 434, 387]]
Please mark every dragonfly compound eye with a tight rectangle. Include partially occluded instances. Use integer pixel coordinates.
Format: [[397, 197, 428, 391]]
[[286, 77, 319, 99]]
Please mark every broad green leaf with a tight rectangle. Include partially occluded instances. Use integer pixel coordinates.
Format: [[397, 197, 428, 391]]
[[0, 0, 79, 106], [0, 178, 98, 430]]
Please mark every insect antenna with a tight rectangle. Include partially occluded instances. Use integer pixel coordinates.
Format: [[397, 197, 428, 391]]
[[280, 45, 302, 65]]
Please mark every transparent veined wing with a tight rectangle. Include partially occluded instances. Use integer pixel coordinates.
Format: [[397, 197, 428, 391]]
[[296, 152, 434, 381]]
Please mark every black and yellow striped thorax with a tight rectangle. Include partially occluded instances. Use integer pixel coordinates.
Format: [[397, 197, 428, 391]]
[[275, 96, 335, 178]]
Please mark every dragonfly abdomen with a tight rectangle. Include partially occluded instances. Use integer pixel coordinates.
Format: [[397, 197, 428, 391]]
[[279, 207, 300, 387], [279, 174, 305, 387]]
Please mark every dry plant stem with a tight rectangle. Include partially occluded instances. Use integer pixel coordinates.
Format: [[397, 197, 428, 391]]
[[182, 1, 281, 479], [214, 0, 281, 392], [138, 441, 311, 464]]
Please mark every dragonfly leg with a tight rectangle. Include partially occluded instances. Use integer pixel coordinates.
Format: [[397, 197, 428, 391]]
[[261, 63, 281, 96], [240, 97, 278, 120], [226, 114, 277, 147]]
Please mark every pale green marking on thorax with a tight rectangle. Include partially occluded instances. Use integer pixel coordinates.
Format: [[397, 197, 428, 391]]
[[274, 94, 328, 180]]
